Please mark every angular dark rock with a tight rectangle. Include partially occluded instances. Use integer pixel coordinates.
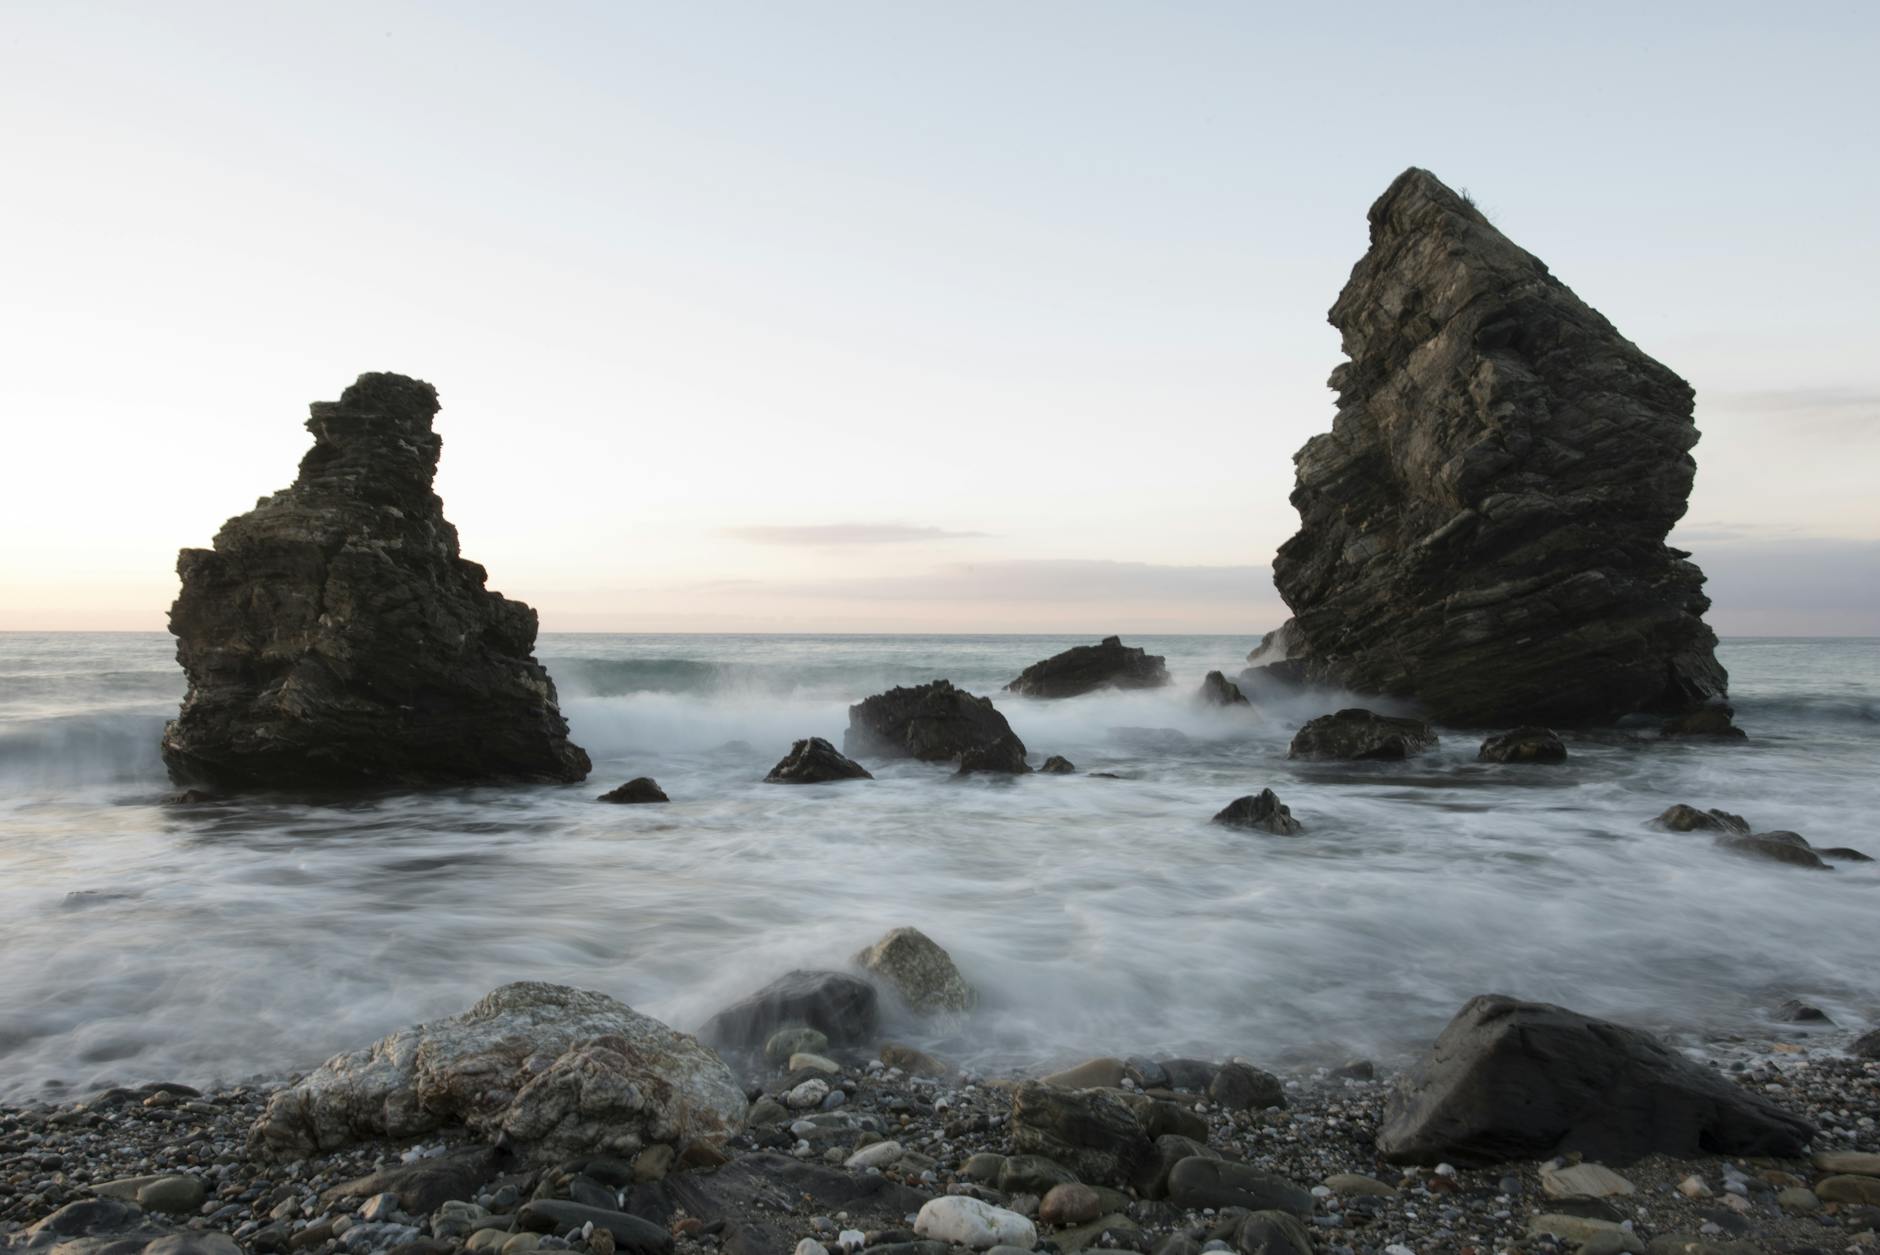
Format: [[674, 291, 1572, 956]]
[[1255, 169, 1727, 726], [322, 1148, 501, 1215], [1853, 1029, 1880, 1059], [162, 373, 589, 789], [764, 737, 872, 784], [1376, 994, 1815, 1165], [1207, 1061, 1286, 1111], [1211, 790, 1303, 835], [1652, 804, 1750, 834], [955, 741, 1032, 775], [1718, 831, 1832, 870], [1142, 1134, 1216, 1199], [1008, 1081, 1155, 1190], [1004, 636, 1171, 698], [698, 970, 879, 1049], [1165, 1159, 1312, 1215], [844, 680, 1027, 769], [1288, 709, 1436, 761], [1478, 726, 1566, 764], [598, 777, 668, 804], [1662, 706, 1748, 739], [1198, 671, 1250, 706], [516, 1201, 673, 1255], [1039, 755, 1077, 774]]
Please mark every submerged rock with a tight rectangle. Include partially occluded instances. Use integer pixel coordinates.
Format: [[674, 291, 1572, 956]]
[[1652, 804, 1750, 833], [1376, 994, 1814, 1165], [598, 777, 669, 803], [1661, 705, 1748, 739], [1288, 709, 1436, 761], [765, 737, 873, 784], [845, 680, 1027, 770], [853, 926, 975, 1015], [1198, 670, 1250, 706], [1004, 636, 1170, 698], [955, 741, 1032, 775], [250, 982, 745, 1164], [698, 970, 879, 1049], [1478, 726, 1566, 763], [1211, 789, 1303, 835], [1256, 169, 1727, 726], [1718, 830, 1833, 869], [162, 373, 589, 789], [1039, 755, 1077, 774]]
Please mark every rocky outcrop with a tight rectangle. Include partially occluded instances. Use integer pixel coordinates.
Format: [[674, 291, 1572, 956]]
[[250, 982, 745, 1165], [853, 927, 975, 1015], [764, 737, 872, 784], [1478, 727, 1566, 764], [599, 777, 669, 803], [1004, 637, 1170, 698], [1255, 169, 1727, 726], [162, 373, 589, 789], [1198, 671, 1250, 706], [1211, 790, 1302, 835], [1288, 709, 1436, 761], [845, 680, 1027, 770], [698, 971, 879, 1050], [1376, 994, 1814, 1165]]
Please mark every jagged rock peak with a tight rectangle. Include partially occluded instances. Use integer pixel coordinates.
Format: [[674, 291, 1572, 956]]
[[162, 372, 590, 789], [1259, 168, 1727, 725]]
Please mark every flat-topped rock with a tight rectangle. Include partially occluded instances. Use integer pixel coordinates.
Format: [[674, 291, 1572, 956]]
[[845, 680, 1028, 771], [1004, 637, 1170, 698], [1289, 709, 1436, 761]]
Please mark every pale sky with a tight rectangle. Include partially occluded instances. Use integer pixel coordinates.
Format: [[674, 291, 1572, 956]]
[[3, 1, 1877, 634]]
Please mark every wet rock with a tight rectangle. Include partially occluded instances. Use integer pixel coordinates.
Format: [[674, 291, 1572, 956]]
[[251, 981, 746, 1164], [1207, 1061, 1285, 1111], [1198, 671, 1249, 707], [1037, 1182, 1103, 1227], [597, 778, 668, 804], [1255, 168, 1727, 726], [1818, 1175, 1880, 1205], [1855, 1028, 1880, 1059], [1478, 726, 1566, 764], [1321, 1173, 1395, 1197], [1819, 845, 1874, 862], [1164, 1160, 1311, 1215], [1377, 993, 1815, 1164], [658, 1152, 929, 1224], [1777, 998, 1833, 1024], [956, 741, 1033, 776], [1123, 1057, 1169, 1089], [700, 971, 879, 1048], [1288, 709, 1436, 761], [1662, 706, 1747, 739], [1142, 1135, 1216, 1198], [323, 1149, 501, 1215], [1004, 637, 1170, 699], [853, 927, 975, 1015], [1040, 1058, 1125, 1089], [1717, 831, 1832, 869], [1231, 1211, 1313, 1255], [515, 1201, 672, 1255], [1210, 790, 1302, 836], [845, 679, 1028, 772], [1008, 1082, 1154, 1190], [765, 737, 873, 784], [161, 372, 589, 789], [912, 1197, 1035, 1250], [1652, 805, 1750, 834], [1038, 755, 1076, 774], [764, 1026, 829, 1064]]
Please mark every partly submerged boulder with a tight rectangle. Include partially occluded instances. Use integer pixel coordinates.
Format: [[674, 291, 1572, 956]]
[[1212, 789, 1303, 835], [599, 778, 669, 803], [1652, 804, 1749, 834], [1039, 755, 1077, 774], [1478, 727, 1566, 764], [1719, 831, 1833, 870], [250, 982, 745, 1164], [162, 373, 589, 789], [1256, 169, 1727, 726], [1009, 1082, 1155, 1190], [1662, 706, 1748, 739], [845, 680, 1027, 769], [1289, 709, 1437, 761], [1199, 670, 1250, 706], [1376, 994, 1814, 1165], [1004, 637, 1170, 698], [698, 970, 879, 1050], [764, 737, 873, 784], [853, 926, 975, 1015]]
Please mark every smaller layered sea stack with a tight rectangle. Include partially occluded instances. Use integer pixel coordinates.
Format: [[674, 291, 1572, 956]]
[[1257, 169, 1728, 725], [162, 373, 590, 789], [1006, 636, 1169, 698]]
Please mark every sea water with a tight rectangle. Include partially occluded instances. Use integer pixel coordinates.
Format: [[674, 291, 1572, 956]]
[[0, 631, 1875, 1100]]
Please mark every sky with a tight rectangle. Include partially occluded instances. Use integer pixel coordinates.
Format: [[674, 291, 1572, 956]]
[[2, 1, 1877, 634]]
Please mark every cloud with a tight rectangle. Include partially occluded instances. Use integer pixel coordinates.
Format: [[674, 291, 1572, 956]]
[[774, 558, 1270, 603], [722, 523, 990, 546], [1711, 387, 1880, 415], [1689, 535, 1880, 634]]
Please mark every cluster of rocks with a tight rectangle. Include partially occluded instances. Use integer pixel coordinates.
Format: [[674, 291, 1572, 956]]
[[1651, 805, 1871, 870]]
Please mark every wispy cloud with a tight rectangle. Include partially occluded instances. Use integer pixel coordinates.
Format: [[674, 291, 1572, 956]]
[[722, 523, 990, 546], [774, 558, 1268, 603]]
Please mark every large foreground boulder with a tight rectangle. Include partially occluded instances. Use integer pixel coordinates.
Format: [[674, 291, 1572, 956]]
[[1256, 169, 1727, 725], [1004, 636, 1170, 698], [251, 982, 746, 1164], [162, 373, 589, 789], [698, 970, 879, 1049], [1377, 994, 1815, 1165], [845, 680, 1027, 770], [1289, 709, 1436, 761]]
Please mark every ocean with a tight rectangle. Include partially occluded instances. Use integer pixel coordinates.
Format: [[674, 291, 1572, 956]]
[[0, 631, 1875, 1101]]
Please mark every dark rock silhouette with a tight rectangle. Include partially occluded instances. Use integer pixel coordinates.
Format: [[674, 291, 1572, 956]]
[[162, 373, 588, 789], [845, 680, 1027, 771], [598, 778, 668, 804], [1378, 995, 1814, 1165], [1652, 804, 1749, 833], [1719, 831, 1832, 869], [1212, 789, 1302, 835], [698, 971, 879, 1049], [1039, 755, 1077, 774], [1477, 727, 1566, 764], [1005, 637, 1170, 698], [1662, 706, 1747, 739], [1289, 709, 1437, 761], [1198, 670, 1250, 706], [1256, 169, 1727, 725], [764, 737, 872, 784]]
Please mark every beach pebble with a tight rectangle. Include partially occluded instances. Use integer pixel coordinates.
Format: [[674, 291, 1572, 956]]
[[914, 1197, 1036, 1250], [785, 1079, 830, 1110]]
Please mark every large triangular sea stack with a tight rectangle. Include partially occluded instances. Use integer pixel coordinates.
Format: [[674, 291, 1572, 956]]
[[162, 372, 590, 788], [1257, 168, 1727, 724]]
